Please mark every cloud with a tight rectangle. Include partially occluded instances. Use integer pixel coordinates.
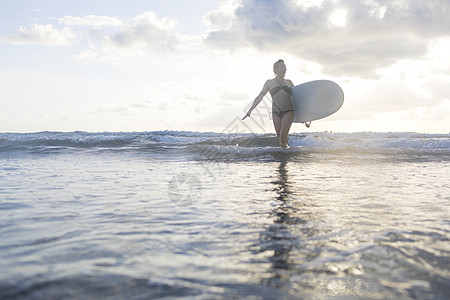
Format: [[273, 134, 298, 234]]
[[330, 77, 446, 122], [425, 80, 450, 100], [57, 15, 123, 28], [405, 99, 450, 122], [95, 105, 129, 114], [130, 101, 152, 109], [2, 11, 189, 63], [103, 11, 179, 53], [1, 24, 76, 46], [71, 11, 181, 62], [204, 0, 450, 77], [184, 95, 206, 102], [203, 0, 241, 30], [221, 91, 249, 102]]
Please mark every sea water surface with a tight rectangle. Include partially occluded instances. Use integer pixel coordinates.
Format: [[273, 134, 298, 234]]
[[0, 131, 449, 299]]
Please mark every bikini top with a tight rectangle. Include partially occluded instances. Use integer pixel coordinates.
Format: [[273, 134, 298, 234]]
[[269, 85, 292, 97]]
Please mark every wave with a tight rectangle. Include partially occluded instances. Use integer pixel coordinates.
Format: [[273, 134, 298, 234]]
[[0, 131, 449, 158], [290, 132, 450, 150]]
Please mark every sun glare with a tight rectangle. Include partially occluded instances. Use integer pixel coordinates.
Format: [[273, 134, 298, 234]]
[[329, 9, 347, 27]]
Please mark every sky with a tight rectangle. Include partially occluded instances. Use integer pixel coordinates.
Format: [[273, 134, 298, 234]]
[[1, 0, 449, 134]]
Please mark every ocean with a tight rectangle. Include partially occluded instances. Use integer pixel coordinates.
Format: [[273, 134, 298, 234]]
[[0, 130, 449, 299]]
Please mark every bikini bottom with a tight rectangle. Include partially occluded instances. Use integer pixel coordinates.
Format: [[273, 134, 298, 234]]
[[272, 109, 293, 119]]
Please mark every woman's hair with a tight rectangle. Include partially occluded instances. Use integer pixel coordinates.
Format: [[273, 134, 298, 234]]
[[273, 59, 284, 74]]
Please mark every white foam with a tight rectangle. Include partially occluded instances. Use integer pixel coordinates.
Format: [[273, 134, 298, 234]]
[[289, 132, 450, 150]]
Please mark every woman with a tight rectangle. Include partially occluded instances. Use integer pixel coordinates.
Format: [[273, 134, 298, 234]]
[[243, 59, 302, 149]]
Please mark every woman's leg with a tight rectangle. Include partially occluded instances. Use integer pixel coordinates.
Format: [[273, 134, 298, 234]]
[[272, 113, 282, 139], [279, 111, 294, 148]]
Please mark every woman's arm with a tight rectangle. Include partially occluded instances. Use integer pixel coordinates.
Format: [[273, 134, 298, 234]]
[[242, 80, 270, 120], [288, 79, 310, 128]]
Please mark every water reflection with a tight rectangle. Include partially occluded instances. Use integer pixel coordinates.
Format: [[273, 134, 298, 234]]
[[266, 158, 295, 270], [257, 156, 329, 296], [256, 157, 304, 290]]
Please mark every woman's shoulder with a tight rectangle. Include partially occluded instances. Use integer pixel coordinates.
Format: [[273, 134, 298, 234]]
[[286, 79, 294, 87], [264, 78, 276, 88], [265, 78, 279, 86], [265, 78, 293, 87]]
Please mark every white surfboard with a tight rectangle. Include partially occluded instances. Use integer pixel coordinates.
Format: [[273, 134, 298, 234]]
[[291, 80, 344, 123]]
